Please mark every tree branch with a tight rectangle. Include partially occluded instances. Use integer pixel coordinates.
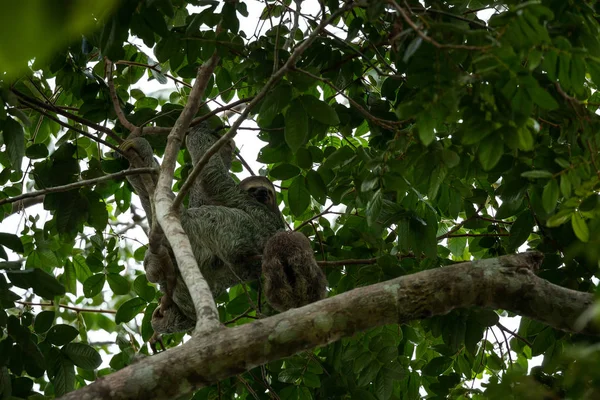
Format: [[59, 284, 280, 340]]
[[106, 59, 139, 132], [173, 3, 357, 209], [13, 89, 123, 145], [58, 252, 600, 400], [154, 53, 222, 333], [0, 167, 157, 206]]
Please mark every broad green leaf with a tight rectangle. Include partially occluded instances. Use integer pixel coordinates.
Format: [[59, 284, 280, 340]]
[[571, 212, 589, 242], [508, 212, 534, 251], [83, 274, 106, 298], [546, 208, 574, 227], [270, 163, 301, 180], [0, 232, 24, 253], [107, 273, 130, 295], [61, 343, 102, 370], [542, 179, 559, 214], [52, 355, 75, 396], [527, 86, 559, 110], [306, 170, 327, 205], [115, 297, 146, 324], [6, 269, 65, 299], [2, 117, 24, 172], [259, 84, 292, 124], [285, 100, 309, 153], [134, 275, 156, 303], [34, 310, 55, 334], [47, 324, 79, 346], [298, 95, 340, 126], [288, 176, 310, 217], [25, 143, 49, 159], [422, 357, 452, 376]]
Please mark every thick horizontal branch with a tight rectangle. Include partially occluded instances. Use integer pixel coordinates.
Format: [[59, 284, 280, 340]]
[[59, 252, 599, 400], [0, 167, 157, 206]]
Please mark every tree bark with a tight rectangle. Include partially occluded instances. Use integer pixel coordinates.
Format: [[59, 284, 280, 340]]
[[58, 252, 599, 400]]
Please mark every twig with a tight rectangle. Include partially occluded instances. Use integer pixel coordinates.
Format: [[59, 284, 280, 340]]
[[114, 60, 192, 88], [446, 233, 509, 238], [388, 0, 491, 51], [106, 59, 139, 132], [295, 204, 334, 231], [0, 167, 157, 206], [16, 300, 117, 314], [18, 98, 122, 153], [497, 322, 533, 347], [497, 324, 513, 365], [13, 89, 123, 145], [139, 97, 254, 135], [291, 67, 401, 131], [224, 308, 259, 325], [173, 3, 357, 208]]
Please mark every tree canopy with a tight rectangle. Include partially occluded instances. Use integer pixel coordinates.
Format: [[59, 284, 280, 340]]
[[1, 1, 600, 399]]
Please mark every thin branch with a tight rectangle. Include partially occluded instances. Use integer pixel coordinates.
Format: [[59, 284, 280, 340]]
[[0, 167, 156, 206], [13, 89, 123, 145], [295, 204, 334, 231], [114, 60, 192, 88], [173, 3, 357, 208], [388, 0, 492, 51], [139, 97, 254, 136], [497, 322, 533, 347], [18, 98, 122, 153], [291, 67, 401, 131], [446, 233, 509, 238], [16, 300, 117, 314], [106, 59, 139, 132]]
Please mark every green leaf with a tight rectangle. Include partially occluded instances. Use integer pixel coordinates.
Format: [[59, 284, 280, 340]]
[[546, 208, 574, 228], [526, 86, 559, 110], [259, 84, 292, 124], [416, 112, 435, 145], [25, 143, 49, 159], [422, 356, 452, 376], [3, 117, 25, 172], [270, 163, 301, 180], [521, 170, 553, 179], [63, 259, 77, 295], [508, 212, 534, 251], [542, 179, 559, 214], [306, 170, 327, 205], [288, 176, 310, 217], [0, 232, 24, 253], [73, 254, 92, 283], [47, 324, 79, 346], [403, 37, 423, 62], [298, 95, 340, 126], [52, 355, 75, 396], [34, 310, 55, 333], [134, 275, 156, 303], [107, 273, 130, 295], [115, 297, 146, 324], [571, 212, 589, 243], [285, 100, 309, 153], [531, 328, 555, 357], [366, 189, 383, 226], [83, 274, 106, 298], [61, 343, 102, 370], [560, 175, 572, 198], [6, 269, 66, 299]]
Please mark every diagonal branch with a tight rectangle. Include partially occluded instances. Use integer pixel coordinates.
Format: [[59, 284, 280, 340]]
[[58, 252, 600, 400], [173, 2, 357, 209], [154, 53, 222, 333], [106, 59, 139, 132], [0, 167, 157, 206]]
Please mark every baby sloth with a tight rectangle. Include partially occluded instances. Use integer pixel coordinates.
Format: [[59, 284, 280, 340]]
[[262, 231, 327, 311]]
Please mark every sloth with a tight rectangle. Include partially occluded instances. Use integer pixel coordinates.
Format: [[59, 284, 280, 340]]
[[123, 123, 327, 334]]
